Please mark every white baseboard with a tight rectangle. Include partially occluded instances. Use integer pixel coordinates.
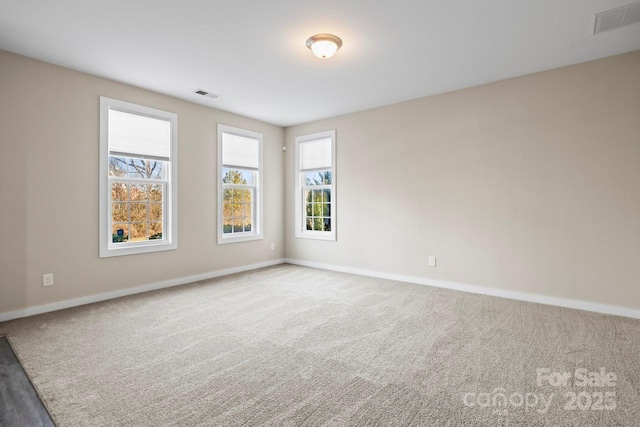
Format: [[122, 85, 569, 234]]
[[4, 257, 638, 322], [283, 258, 640, 320], [0, 259, 285, 323]]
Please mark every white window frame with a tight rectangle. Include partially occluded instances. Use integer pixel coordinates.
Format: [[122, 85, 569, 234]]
[[99, 97, 178, 258], [295, 130, 336, 241], [217, 124, 263, 244]]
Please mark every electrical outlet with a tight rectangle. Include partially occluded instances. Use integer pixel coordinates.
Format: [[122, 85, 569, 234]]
[[42, 273, 54, 287], [270, 243, 275, 250], [428, 256, 436, 267]]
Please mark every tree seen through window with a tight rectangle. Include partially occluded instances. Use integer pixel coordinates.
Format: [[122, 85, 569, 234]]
[[109, 156, 164, 243], [222, 169, 253, 234], [304, 170, 332, 232]]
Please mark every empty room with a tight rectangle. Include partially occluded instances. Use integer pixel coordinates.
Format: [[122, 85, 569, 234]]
[[1, 1, 639, 425]]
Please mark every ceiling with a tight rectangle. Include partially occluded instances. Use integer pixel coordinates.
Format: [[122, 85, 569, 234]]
[[1, 0, 639, 127]]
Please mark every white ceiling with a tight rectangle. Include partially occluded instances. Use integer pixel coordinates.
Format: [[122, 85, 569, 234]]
[[1, 0, 639, 127]]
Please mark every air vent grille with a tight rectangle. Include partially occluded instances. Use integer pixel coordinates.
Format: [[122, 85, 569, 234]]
[[594, 1, 640, 34], [194, 90, 220, 99]]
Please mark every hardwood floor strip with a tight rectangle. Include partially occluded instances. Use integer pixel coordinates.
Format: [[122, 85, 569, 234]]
[[0, 336, 54, 427]]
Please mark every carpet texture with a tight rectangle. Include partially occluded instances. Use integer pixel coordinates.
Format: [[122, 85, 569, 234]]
[[1, 264, 639, 426]]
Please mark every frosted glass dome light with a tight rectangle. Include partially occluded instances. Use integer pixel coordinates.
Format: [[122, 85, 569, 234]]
[[306, 34, 343, 59]]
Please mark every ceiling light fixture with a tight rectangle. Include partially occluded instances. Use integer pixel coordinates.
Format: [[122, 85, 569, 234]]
[[306, 34, 343, 59]]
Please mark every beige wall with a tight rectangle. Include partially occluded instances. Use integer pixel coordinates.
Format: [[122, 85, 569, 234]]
[[0, 50, 284, 314], [284, 51, 640, 310], [2, 49, 639, 316]]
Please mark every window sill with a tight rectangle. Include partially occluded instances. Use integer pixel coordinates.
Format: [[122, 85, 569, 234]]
[[100, 240, 177, 258], [218, 234, 263, 245], [295, 232, 336, 241]]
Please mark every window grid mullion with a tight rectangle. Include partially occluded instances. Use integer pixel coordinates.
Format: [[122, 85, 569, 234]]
[[109, 178, 161, 243], [110, 176, 166, 184], [146, 184, 150, 239], [127, 182, 132, 239], [222, 182, 256, 235]]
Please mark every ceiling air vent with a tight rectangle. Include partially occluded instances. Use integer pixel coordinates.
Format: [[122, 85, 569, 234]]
[[194, 90, 220, 99], [594, 1, 640, 34]]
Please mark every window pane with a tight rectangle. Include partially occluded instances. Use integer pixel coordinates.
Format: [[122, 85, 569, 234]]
[[130, 222, 147, 241], [223, 201, 232, 220], [149, 203, 162, 221], [303, 170, 331, 186], [324, 218, 331, 232], [304, 190, 312, 203], [149, 222, 163, 239], [147, 161, 163, 180], [124, 158, 163, 180], [304, 172, 315, 185], [323, 189, 331, 203], [306, 203, 312, 216], [304, 172, 319, 186], [223, 222, 232, 234], [313, 218, 323, 231], [130, 184, 148, 202], [150, 184, 162, 202], [127, 158, 144, 178], [323, 203, 331, 217], [222, 168, 255, 185], [109, 157, 127, 177], [112, 182, 128, 201], [306, 218, 313, 230], [233, 203, 243, 218], [243, 203, 251, 218], [130, 203, 147, 222], [222, 189, 232, 220], [233, 218, 243, 233], [112, 203, 128, 222], [112, 224, 128, 243], [323, 171, 332, 185], [244, 218, 252, 232], [109, 157, 164, 180]]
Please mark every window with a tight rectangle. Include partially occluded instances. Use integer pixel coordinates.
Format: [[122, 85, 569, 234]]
[[295, 130, 336, 240], [99, 97, 177, 257], [218, 124, 263, 244]]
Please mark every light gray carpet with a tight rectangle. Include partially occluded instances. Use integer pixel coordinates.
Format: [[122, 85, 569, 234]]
[[1, 264, 639, 426]]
